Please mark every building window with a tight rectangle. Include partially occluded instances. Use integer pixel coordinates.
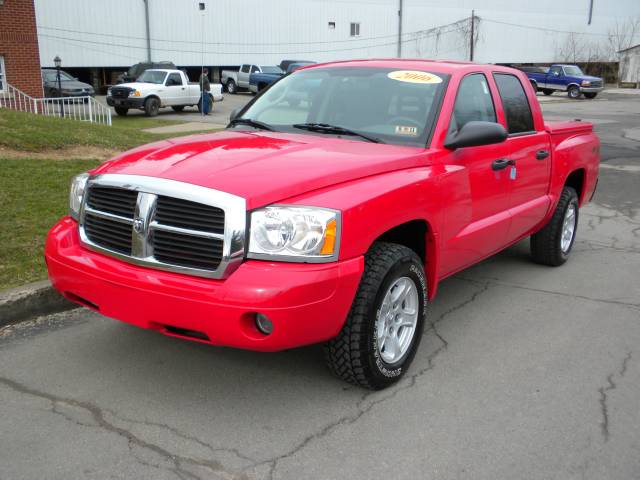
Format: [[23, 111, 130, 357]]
[[328, 21, 336, 29], [350, 22, 360, 37], [0, 56, 6, 93]]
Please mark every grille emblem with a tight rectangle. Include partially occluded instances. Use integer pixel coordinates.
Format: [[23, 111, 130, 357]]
[[133, 217, 145, 234]]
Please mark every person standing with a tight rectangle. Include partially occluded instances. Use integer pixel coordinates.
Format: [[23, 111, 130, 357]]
[[199, 68, 211, 115]]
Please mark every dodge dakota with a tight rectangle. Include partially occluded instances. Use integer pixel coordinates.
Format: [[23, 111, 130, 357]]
[[46, 60, 600, 389]]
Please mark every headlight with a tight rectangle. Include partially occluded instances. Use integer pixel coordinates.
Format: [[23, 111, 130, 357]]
[[248, 206, 340, 262], [132, 90, 141, 97], [69, 173, 89, 220], [581, 80, 591, 86]]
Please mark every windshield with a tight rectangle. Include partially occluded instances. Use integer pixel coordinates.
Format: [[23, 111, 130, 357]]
[[563, 66, 584, 76], [236, 67, 448, 147], [137, 70, 167, 84], [260, 66, 283, 74]]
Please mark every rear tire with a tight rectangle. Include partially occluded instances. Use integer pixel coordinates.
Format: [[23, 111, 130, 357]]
[[530, 187, 579, 266], [114, 106, 128, 116], [226, 80, 237, 94], [542, 89, 554, 96], [568, 85, 581, 99], [171, 105, 185, 112], [324, 242, 426, 390], [144, 97, 160, 117], [584, 92, 598, 99]]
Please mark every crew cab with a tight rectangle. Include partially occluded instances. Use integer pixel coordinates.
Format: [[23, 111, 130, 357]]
[[222, 64, 283, 94], [524, 64, 604, 99], [107, 69, 223, 117], [47, 60, 599, 389]]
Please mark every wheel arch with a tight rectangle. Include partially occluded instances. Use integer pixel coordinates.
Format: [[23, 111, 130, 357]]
[[564, 168, 586, 205], [371, 219, 439, 300]]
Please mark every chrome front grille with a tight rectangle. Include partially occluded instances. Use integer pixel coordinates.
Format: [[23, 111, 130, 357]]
[[79, 175, 246, 279]]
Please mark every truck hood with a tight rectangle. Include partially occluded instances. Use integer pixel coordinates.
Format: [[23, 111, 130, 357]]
[[574, 75, 602, 82], [92, 130, 430, 209], [113, 82, 162, 91]]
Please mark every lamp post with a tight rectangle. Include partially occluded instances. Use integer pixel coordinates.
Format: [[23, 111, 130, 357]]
[[54, 55, 64, 117]]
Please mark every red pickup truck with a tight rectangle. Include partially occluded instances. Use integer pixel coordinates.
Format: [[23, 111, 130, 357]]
[[46, 60, 599, 389]]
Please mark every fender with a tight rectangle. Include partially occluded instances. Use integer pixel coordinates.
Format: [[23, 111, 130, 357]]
[[281, 166, 443, 299]]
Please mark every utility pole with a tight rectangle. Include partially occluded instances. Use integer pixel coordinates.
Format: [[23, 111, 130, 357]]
[[587, 0, 594, 25], [469, 10, 475, 61], [144, 0, 151, 62], [397, 0, 403, 58]]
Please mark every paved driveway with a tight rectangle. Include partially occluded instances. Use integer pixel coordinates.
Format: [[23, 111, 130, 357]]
[[1, 94, 639, 480]]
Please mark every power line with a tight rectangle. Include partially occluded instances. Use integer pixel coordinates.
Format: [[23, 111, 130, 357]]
[[38, 23, 469, 56], [482, 18, 631, 38], [37, 18, 469, 47]]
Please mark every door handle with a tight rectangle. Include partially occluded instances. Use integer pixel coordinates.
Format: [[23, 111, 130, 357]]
[[491, 158, 515, 171], [181, 87, 185, 90], [536, 150, 549, 160]]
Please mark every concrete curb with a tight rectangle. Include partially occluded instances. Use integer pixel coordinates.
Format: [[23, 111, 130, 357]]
[[0, 280, 74, 328]]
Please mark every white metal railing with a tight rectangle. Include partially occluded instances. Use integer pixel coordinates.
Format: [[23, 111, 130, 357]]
[[0, 83, 112, 126]]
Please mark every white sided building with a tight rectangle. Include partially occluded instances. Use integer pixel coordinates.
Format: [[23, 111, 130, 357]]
[[34, 0, 640, 83]]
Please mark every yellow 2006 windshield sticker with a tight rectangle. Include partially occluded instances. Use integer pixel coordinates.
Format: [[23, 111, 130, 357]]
[[387, 70, 443, 84]]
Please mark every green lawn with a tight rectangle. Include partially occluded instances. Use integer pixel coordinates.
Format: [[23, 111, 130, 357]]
[[0, 109, 189, 152], [0, 109, 220, 289]]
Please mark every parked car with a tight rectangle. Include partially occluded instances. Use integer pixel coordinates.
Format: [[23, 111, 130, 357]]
[[524, 64, 603, 99], [279, 59, 315, 72], [47, 60, 599, 389], [117, 61, 176, 84], [106, 69, 223, 117], [41, 68, 94, 99], [249, 62, 317, 93], [222, 64, 282, 94]]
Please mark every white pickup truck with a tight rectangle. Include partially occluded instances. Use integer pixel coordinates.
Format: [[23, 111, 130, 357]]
[[221, 64, 283, 94], [107, 69, 223, 117]]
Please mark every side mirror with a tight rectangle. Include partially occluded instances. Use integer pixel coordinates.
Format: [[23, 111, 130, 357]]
[[444, 121, 508, 150], [229, 108, 240, 122]]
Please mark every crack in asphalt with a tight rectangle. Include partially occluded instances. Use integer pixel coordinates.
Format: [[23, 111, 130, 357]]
[[253, 283, 490, 480], [425, 281, 491, 347], [256, 341, 448, 480], [0, 376, 244, 480], [598, 352, 632, 442], [458, 276, 640, 310]]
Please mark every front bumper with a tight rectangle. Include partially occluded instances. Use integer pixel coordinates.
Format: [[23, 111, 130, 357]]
[[106, 96, 146, 108], [45, 218, 363, 351], [579, 86, 603, 93]]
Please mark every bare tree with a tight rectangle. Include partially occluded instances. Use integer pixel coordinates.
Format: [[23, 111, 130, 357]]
[[606, 17, 640, 60]]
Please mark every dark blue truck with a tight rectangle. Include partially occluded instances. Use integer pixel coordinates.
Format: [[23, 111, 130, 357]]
[[520, 64, 603, 99], [249, 61, 315, 94]]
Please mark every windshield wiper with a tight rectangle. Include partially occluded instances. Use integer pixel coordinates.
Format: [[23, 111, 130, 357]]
[[292, 123, 383, 144], [228, 118, 274, 131]]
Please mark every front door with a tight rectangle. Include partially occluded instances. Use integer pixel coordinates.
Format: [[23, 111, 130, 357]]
[[164, 72, 185, 106], [439, 73, 513, 276], [493, 73, 552, 240], [546, 65, 565, 91]]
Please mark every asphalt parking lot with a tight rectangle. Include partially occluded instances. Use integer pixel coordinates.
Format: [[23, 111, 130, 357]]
[[1, 92, 639, 480]]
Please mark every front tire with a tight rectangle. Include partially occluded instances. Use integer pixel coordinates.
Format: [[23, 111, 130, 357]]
[[144, 97, 160, 117], [324, 242, 426, 390], [530, 187, 579, 266], [568, 85, 581, 99]]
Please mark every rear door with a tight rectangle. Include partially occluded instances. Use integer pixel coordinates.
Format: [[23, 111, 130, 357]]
[[439, 73, 513, 276], [493, 72, 551, 241]]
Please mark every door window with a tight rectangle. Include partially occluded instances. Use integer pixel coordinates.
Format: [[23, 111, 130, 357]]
[[240, 65, 250, 74], [549, 66, 562, 77], [166, 73, 183, 86], [493, 73, 534, 134], [450, 73, 496, 133], [251, 65, 259, 73]]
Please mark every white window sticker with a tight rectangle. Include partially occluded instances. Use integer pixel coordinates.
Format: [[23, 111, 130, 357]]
[[395, 125, 418, 136], [387, 70, 443, 84]]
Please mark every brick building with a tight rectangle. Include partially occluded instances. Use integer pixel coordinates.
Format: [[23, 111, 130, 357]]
[[0, 0, 42, 97]]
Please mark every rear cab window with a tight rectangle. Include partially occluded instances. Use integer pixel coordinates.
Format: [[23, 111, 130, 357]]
[[493, 73, 535, 135]]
